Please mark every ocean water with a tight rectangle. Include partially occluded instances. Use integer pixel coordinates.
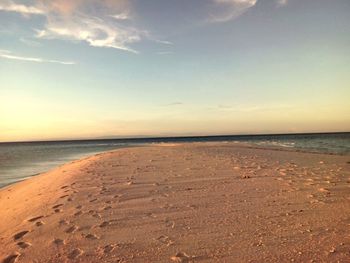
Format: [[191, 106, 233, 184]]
[[0, 133, 349, 188]]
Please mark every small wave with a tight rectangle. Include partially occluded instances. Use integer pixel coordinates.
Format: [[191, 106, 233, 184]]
[[255, 141, 295, 148]]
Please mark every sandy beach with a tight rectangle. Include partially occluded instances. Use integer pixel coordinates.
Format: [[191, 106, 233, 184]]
[[1, 142, 350, 262]]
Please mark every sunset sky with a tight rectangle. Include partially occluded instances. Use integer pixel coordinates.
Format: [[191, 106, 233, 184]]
[[0, 0, 349, 142]]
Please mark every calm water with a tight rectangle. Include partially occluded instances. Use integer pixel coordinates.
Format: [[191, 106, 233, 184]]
[[0, 133, 349, 188]]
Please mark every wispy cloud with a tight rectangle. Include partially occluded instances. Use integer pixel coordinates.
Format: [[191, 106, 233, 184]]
[[0, 0, 45, 15], [0, 0, 286, 52], [0, 49, 75, 65], [1, 0, 146, 53], [154, 39, 173, 45], [110, 11, 131, 20], [35, 15, 144, 53], [210, 0, 257, 23]]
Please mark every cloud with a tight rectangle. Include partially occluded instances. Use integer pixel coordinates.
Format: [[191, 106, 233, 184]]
[[36, 14, 144, 53], [0, 49, 75, 65], [1, 0, 146, 53], [210, 0, 257, 23], [0, 0, 266, 50], [46, 0, 82, 16], [154, 39, 173, 45], [110, 12, 130, 20], [0, 0, 45, 15]]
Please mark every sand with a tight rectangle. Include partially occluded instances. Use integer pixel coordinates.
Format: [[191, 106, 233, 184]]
[[0, 142, 350, 262]]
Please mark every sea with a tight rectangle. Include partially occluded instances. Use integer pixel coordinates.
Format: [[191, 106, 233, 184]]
[[0, 132, 349, 188]]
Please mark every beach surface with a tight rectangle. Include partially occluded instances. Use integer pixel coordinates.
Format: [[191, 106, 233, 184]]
[[1, 142, 350, 262]]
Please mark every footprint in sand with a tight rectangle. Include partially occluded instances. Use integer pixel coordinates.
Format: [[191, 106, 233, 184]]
[[99, 221, 110, 228], [61, 186, 69, 190], [52, 238, 65, 246], [65, 225, 78, 233], [16, 242, 31, 249], [2, 252, 20, 263], [27, 216, 44, 222], [13, 231, 29, 241], [89, 211, 102, 219], [59, 219, 69, 226], [102, 244, 117, 253], [59, 195, 69, 199], [68, 248, 83, 259], [52, 204, 64, 213], [74, 211, 83, 216], [84, 233, 99, 240]]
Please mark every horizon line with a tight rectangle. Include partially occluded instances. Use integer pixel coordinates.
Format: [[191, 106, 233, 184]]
[[1, 131, 349, 144]]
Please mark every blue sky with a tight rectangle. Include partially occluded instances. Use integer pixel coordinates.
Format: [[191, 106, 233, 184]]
[[0, 0, 349, 141]]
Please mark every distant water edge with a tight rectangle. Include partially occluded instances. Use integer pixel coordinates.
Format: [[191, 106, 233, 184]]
[[0, 132, 349, 188]]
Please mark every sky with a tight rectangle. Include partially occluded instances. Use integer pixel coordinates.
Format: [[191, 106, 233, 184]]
[[0, 0, 349, 142]]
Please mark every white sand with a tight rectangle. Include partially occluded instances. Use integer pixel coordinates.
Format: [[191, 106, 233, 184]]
[[1, 142, 350, 262]]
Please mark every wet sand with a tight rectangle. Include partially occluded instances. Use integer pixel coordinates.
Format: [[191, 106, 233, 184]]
[[0, 142, 350, 262]]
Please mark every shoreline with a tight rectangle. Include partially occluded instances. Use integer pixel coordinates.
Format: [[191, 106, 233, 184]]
[[230, 142, 350, 156], [0, 144, 142, 190], [1, 142, 350, 262], [1, 141, 348, 191]]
